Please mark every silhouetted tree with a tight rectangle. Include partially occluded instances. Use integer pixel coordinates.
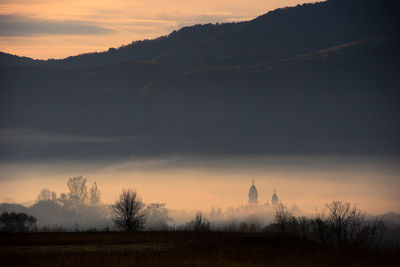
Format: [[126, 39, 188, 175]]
[[297, 216, 311, 237], [112, 189, 146, 232], [326, 201, 384, 249], [238, 222, 249, 233], [193, 212, 210, 232], [310, 210, 332, 247], [67, 176, 88, 204], [89, 182, 101, 205], [274, 204, 297, 234], [0, 212, 37, 232], [144, 203, 171, 230], [58, 193, 68, 206], [36, 188, 57, 202]]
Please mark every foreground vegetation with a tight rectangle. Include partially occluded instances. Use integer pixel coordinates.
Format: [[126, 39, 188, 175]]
[[1, 178, 399, 266], [1, 231, 399, 267]]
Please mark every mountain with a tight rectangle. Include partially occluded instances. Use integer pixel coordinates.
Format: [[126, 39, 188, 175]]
[[1, 0, 399, 68], [0, 0, 399, 160], [0, 52, 40, 66]]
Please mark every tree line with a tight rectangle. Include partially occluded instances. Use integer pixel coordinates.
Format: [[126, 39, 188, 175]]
[[0, 179, 395, 250], [109, 188, 388, 250], [36, 176, 101, 207]]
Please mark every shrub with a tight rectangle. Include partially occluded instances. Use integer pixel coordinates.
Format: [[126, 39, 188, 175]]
[[274, 204, 298, 234], [0, 212, 37, 232]]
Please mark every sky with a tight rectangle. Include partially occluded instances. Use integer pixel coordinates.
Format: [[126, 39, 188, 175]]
[[0, 0, 317, 59]]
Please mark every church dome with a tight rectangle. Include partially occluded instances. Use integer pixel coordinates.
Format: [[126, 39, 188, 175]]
[[249, 184, 258, 196], [248, 180, 259, 205]]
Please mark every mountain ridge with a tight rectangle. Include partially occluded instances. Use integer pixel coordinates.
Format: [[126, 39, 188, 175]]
[[1, 0, 399, 68]]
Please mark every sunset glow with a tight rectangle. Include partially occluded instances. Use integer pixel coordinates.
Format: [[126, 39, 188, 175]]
[[0, 0, 317, 59], [1, 156, 399, 214]]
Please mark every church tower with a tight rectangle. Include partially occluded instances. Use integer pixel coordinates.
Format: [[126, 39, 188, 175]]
[[248, 180, 259, 205], [271, 189, 279, 206]]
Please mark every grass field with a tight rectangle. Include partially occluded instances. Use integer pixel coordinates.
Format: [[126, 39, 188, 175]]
[[1, 232, 399, 266]]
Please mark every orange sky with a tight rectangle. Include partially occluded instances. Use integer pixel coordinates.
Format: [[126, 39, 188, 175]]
[[0, 0, 317, 59]]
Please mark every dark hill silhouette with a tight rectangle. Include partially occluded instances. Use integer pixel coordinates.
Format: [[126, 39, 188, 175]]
[[0, 23, 241, 68], [0, 0, 399, 160], [0, 39, 399, 160], [0, 52, 40, 66], [154, 0, 399, 65], [1, 0, 399, 68]]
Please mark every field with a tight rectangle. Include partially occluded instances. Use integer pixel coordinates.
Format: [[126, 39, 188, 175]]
[[1, 232, 399, 266]]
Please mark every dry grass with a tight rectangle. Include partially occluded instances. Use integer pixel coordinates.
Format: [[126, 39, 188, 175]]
[[0, 232, 399, 266]]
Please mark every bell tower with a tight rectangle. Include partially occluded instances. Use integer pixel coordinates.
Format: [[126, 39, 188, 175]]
[[248, 179, 259, 205], [271, 189, 279, 206]]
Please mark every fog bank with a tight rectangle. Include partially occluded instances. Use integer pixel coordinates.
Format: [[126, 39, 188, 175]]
[[0, 155, 399, 215]]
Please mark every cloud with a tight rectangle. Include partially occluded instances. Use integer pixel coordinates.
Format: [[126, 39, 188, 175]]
[[0, 128, 134, 145], [0, 15, 115, 36], [154, 12, 250, 23]]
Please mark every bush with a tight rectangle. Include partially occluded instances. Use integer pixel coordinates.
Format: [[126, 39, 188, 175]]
[[326, 201, 384, 249], [185, 212, 211, 232], [310, 212, 332, 247], [272, 201, 385, 250], [0, 212, 37, 232], [274, 204, 298, 234]]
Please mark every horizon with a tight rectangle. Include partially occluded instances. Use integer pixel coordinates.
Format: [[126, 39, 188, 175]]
[[0, 0, 317, 59], [1, 155, 399, 215]]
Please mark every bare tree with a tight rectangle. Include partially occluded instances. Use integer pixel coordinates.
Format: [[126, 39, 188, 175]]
[[327, 201, 362, 248], [193, 212, 210, 232], [67, 176, 88, 204], [89, 182, 101, 205], [144, 203, 171, 230], [112, 189, 146, 232], [274, 203, 297, 234], [326, 201, 384, 249], [310, 209, 332, 247], [58, 193, 68, 206], [37, 188, 57, 202], [357, 216, 385, 249]]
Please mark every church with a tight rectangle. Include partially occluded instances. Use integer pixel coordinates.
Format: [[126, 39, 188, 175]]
[[248, 180, 279, 206]]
